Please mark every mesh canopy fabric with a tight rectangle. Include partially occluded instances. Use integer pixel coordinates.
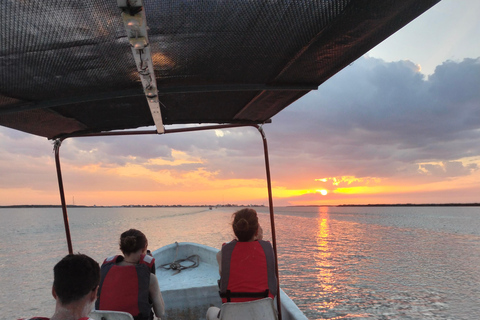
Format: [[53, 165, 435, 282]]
[[0, 0, 439, 139]]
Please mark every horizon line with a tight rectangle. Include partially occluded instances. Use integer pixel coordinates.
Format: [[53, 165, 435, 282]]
[[1, 203, 480, 208]]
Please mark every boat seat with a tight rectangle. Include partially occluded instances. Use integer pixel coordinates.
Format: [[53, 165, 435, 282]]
[[219, 298, 278, 320], [89, 310, 134, 320]]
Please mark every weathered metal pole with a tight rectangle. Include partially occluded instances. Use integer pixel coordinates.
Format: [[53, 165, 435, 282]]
[[255, 125, 282, 320], [54, 139, 73, 254]]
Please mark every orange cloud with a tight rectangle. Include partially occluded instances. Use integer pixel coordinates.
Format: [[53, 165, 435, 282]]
[[316, 176, 381, 186]]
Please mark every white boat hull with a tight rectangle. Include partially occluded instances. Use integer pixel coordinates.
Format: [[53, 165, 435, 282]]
[[153, 242, 307, 320]]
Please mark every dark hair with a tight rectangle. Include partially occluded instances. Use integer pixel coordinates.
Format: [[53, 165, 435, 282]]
[[119, 229, 148, 254], [53, 254, 100, 305], [232, 208, 259, 242]]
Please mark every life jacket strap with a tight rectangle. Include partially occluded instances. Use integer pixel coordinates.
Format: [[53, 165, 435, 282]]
[[219, 289, 269, 302]]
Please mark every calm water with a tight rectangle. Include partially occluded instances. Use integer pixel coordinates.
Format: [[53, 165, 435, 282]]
[[1, 206, 479, 320]]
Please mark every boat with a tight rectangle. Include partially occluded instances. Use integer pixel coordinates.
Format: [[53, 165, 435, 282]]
[[0, 0, 441, 319], [152, 242, 307, 320]]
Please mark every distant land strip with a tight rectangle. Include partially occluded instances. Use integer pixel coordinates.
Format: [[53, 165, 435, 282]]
[[0, 204, 266, 208], [294, 203, 480, 207], [1, 203, 479, 208]]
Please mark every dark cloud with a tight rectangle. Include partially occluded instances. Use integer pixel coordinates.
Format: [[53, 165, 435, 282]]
[[268, 56, 480, 181]]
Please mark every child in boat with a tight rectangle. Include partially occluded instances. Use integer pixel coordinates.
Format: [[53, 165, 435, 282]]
[[96, 229, 165, 320], [206, 208, 277, 319], [19, 253, 100, 320]]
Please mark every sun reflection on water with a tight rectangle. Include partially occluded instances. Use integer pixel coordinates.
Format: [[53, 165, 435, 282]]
[[314, 207, 339, 311]]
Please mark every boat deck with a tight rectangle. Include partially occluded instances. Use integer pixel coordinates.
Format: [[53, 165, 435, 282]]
[[156, 257, 219, 291], [151, 242, 307, 320], [153, 242, 222, 317]]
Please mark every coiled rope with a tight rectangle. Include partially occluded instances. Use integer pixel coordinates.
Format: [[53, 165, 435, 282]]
[[160, 242, 200, 275]]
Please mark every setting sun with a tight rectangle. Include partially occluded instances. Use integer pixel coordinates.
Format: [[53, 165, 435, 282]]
[[318, 189, 328, 196]]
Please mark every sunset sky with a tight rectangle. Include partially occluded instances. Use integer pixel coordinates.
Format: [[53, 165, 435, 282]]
[[1, 0, 479, 206]]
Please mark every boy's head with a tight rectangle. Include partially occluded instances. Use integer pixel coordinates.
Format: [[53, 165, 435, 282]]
[[53, 254, 100, 305]]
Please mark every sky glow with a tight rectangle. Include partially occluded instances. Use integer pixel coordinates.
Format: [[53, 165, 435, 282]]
[[1, 0, 479, 206]]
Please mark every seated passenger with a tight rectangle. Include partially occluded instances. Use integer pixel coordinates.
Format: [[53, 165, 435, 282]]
[[206, 208, 277, 319], [96, 229, 165, 320], [19, 253, 100, 320]]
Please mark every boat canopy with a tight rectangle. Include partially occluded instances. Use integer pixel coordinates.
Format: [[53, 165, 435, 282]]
[[0, 0, 439, 139]]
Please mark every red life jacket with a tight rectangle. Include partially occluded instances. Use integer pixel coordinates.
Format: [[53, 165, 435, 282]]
[[19, 318, 91, 320], [95, 255, 153, 320], [219, 240, 277, 303]]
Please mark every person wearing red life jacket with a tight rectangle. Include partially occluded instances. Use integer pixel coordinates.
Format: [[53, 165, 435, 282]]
[[19, 253, 100, 320], [206, 208, 277, 320], [96, 229, 165, 320]]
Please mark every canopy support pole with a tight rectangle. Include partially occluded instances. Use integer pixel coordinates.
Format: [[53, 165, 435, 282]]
[[54, 139, 74, 254], [255, 125, 282, 320]]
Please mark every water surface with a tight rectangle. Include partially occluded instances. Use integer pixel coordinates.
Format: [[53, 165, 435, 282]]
[[1, 206, 479, 319]]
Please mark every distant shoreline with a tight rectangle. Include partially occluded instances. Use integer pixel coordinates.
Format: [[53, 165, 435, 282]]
[[0, 204, 265, 209], [1, 203, 479, 208], [292, 203, 480, 207]]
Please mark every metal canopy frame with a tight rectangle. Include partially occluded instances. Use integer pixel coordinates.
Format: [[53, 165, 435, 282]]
[[2, 1, 443, 316], [53, 123, 283, 319]]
